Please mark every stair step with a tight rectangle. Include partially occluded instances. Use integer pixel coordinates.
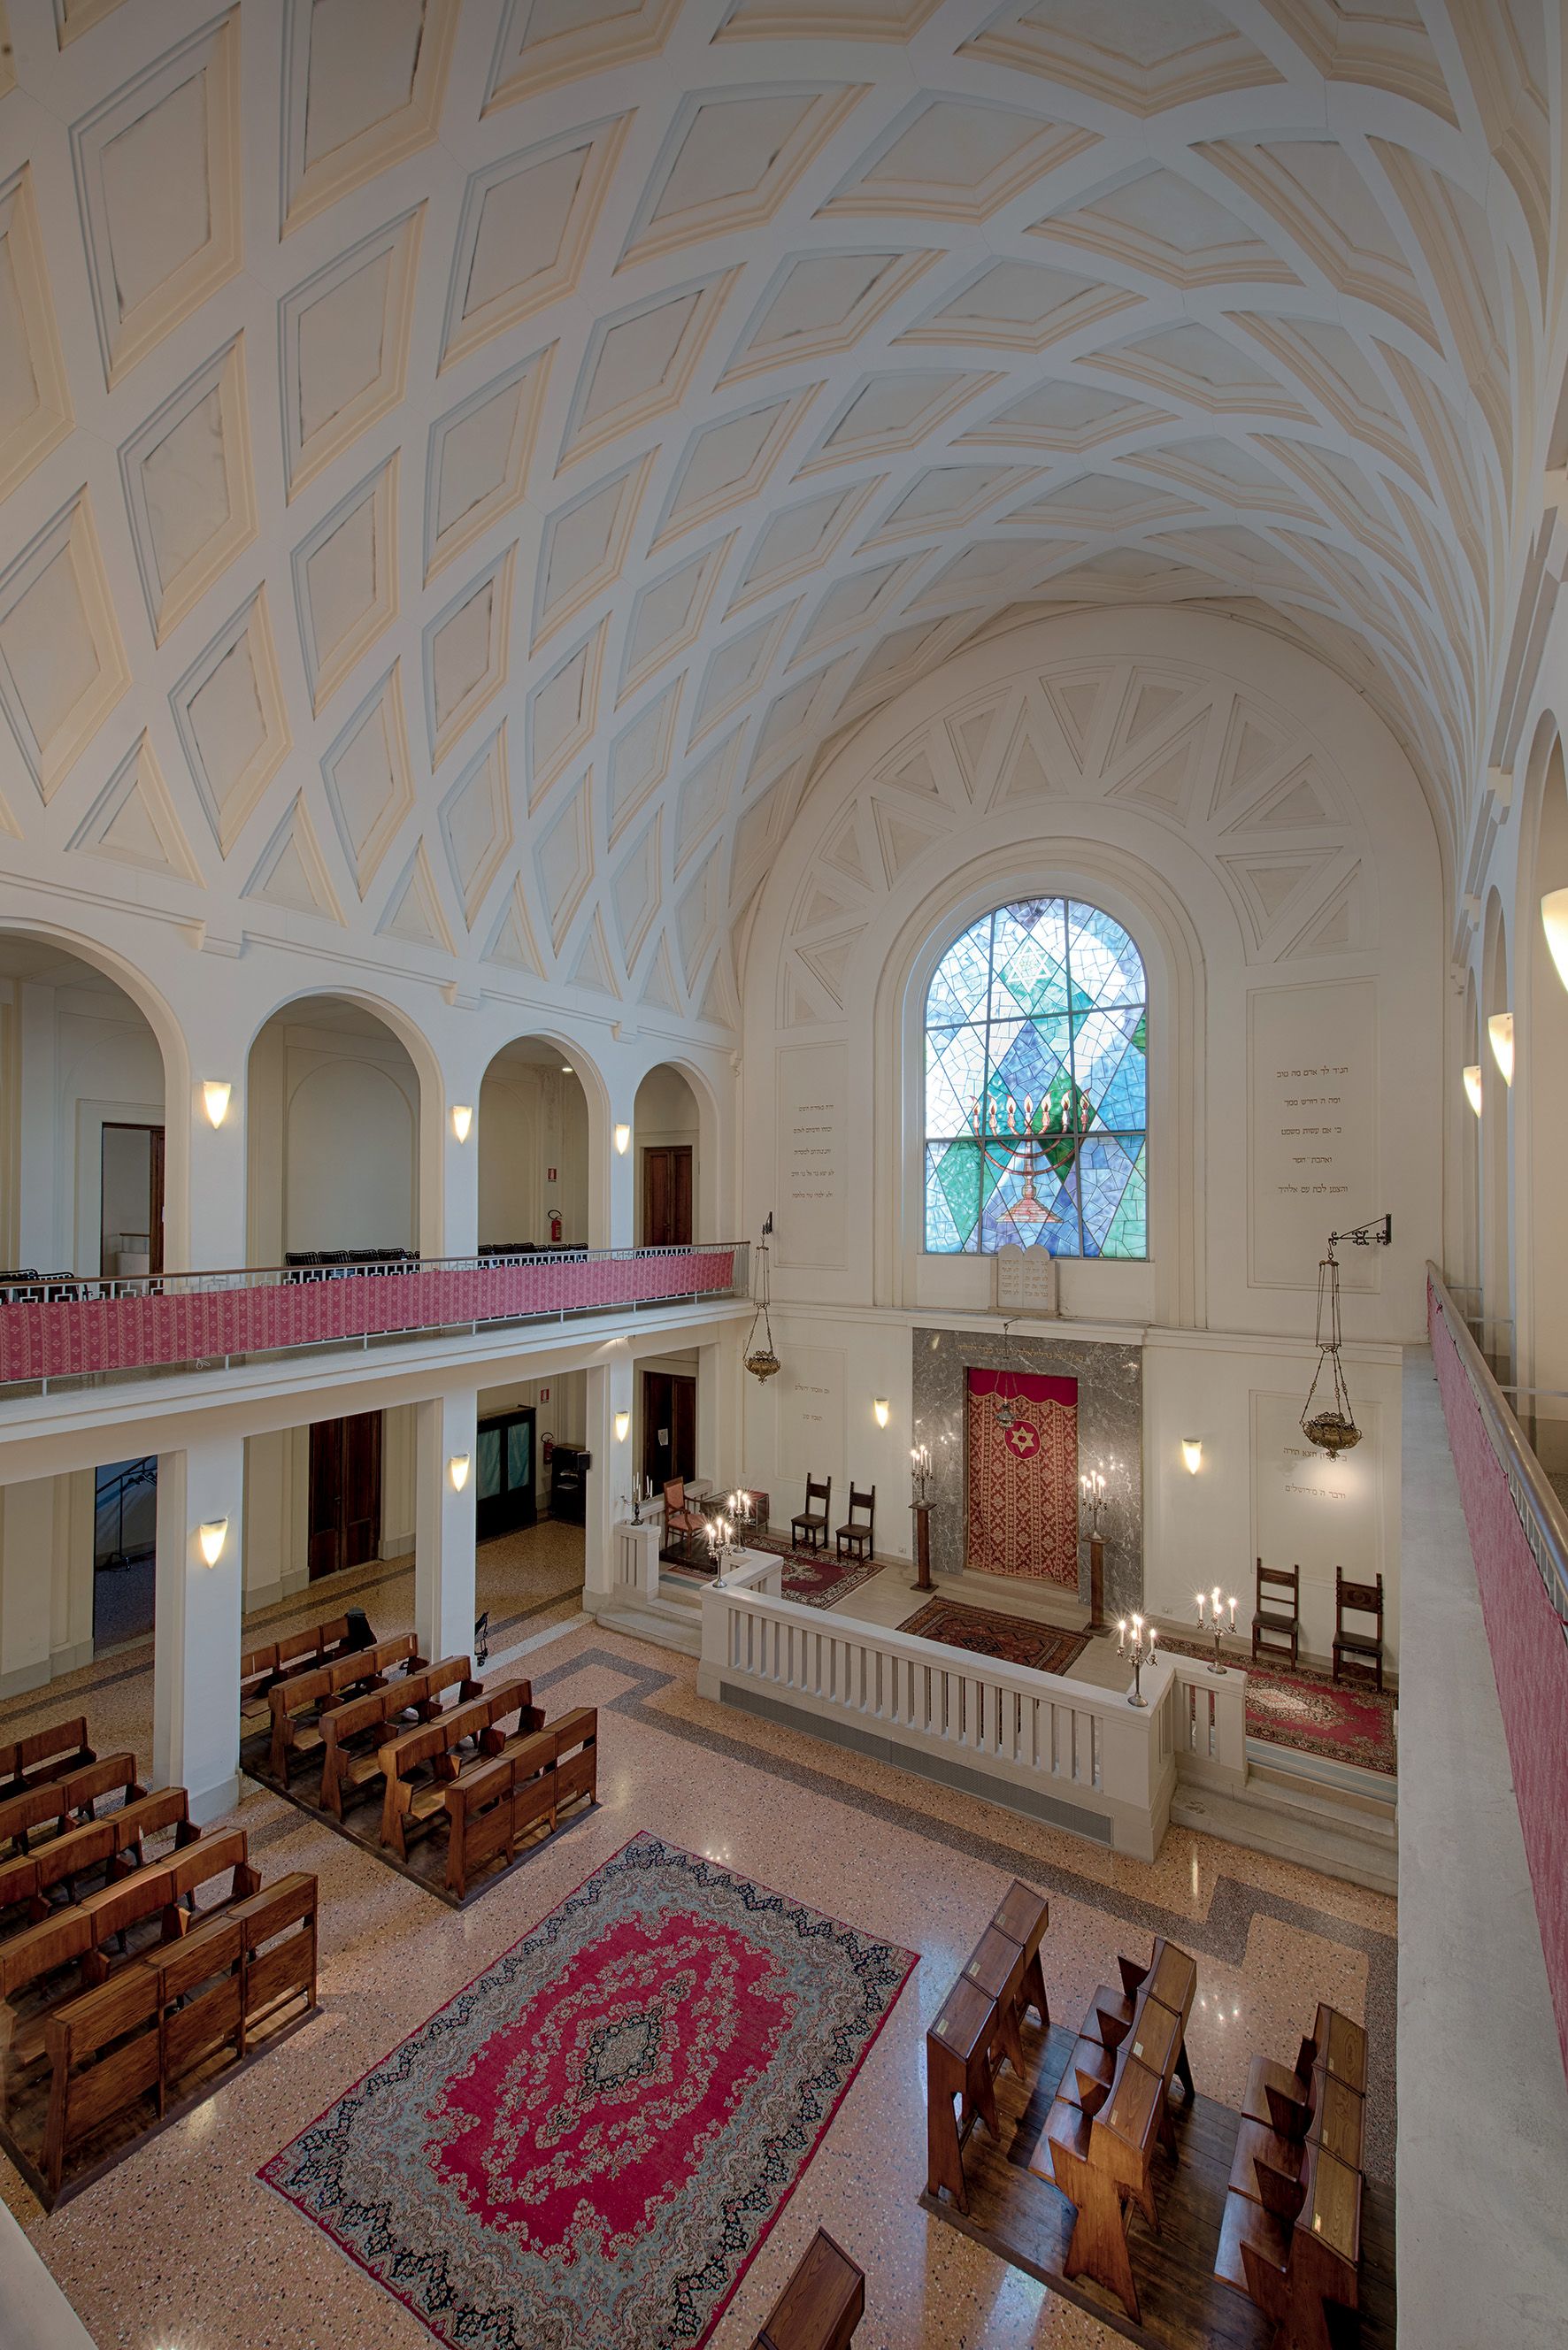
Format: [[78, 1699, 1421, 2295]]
[[1245, 1762, 1396, 1837], [595, 1595, 702, 1656], [1171, 1783, 1397, 1894]]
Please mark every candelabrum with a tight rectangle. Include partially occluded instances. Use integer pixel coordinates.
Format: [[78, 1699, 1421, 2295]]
[[910, 1442, 933, 1503], [1117, 1611, 1157, 1708], [909, 1443, 934, 1592], [1079, 1467, 1106, 1536], [619, 1473, 655, 1525], [705, 1513, 742, 1585], [724, 1488, 757, 1542], [1195, 1585, 1238, 1674]]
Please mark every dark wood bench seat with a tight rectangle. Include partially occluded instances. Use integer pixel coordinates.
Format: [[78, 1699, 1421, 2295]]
[[317, 1655, 480, 1818], [0, 1718, 95, 1797], [378, 1679, 542, 1861], [265, 1632, 424, 1782], [442, 1709, 598, 1898], [0, 1788, 196, 1931], [0, 1754, 142, 1862]]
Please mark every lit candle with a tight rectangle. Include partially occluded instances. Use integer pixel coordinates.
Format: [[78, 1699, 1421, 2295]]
[[1227, 1595, 1237, 1628], [1195, 1592, 1206, 1624], [1117, 1618, 1127, 1653]]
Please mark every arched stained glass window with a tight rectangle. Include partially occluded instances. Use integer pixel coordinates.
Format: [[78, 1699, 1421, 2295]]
[[924, 898, 1147, 1258]]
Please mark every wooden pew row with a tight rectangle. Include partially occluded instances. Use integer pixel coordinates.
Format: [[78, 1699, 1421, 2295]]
[[926, 1879, 1050, 2214], [1215, 2002, 1368, 2348], [39, 1870, 318, 2196], [0, 1829, 257, 2118], [1025, 1936, 1197, 2324], [443, 1709, 598, 1899], [318, 1655, 481, 1819], [240, 1616, 365, 1733], [0, 1755, 142, 1861], [0, 1789, 196, 1934], [265, 1632, 426, 1783], [0, 1718, 95, 1798], [378, 1678, 542, 1861], [751, 2227, 865, 2350]]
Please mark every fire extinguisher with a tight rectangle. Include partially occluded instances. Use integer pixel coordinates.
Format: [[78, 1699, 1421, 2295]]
[[542, 1432, 555, 1467], [549, 1211, 563, 1243]]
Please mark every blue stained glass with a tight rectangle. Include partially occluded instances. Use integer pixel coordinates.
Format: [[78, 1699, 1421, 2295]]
[[923, 895, 1147, 1258]]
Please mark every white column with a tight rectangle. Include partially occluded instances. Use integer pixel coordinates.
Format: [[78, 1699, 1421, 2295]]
[[0, 1477, 58, 1696], [415, 1388, 478, 1662], [173, 1002, 246, 1274], [584, 1348, 634, 1604], [153, 1435, 244, 1823], [437, 1051, 485, 1261]]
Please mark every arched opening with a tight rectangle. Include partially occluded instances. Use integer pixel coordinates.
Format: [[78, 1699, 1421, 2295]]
[[1480, 895, 1513, 1380], [634, 1063, 703, 1248], [1525, 733, 1568, 1494], [477, 1037, 590, 1253], [1460, 967, 1481, 1299], [245, 995, 421, 1265]]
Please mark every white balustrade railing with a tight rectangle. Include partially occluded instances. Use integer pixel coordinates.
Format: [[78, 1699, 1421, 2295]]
[[1168, 1651, 1249, 1793], [696, 1582, 1199, 1860]]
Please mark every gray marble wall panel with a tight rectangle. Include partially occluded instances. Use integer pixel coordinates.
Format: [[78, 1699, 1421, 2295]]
[[911, 1325, 1143, 1617]]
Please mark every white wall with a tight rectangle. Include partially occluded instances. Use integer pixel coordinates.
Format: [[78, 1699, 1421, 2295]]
[[248, 1011, 419, 1260], [0, 975, 165, 1278], [478, 1063, 589, 1249], [633, 1064, 702, 1242]]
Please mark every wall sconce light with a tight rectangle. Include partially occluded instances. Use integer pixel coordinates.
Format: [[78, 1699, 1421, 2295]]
[[1180, 1439, 1203, 1476], [449, 1454, 471, 1492], [1543, 889, 1568, 994], [1463, 1064, 1483, 1117], [196, 1517, 228, 1566], [1487, 1010, 1515, 1086], [873, 1398, 890, 1428], [202, 1080, 231, 1128], [613, 1409, 630, 1442], [450, 1104, 473, 1142], [614, 1122, 631, 1155]]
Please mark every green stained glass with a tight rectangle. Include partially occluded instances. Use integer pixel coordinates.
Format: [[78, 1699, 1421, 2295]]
[[923, 897, 1147, 1259]]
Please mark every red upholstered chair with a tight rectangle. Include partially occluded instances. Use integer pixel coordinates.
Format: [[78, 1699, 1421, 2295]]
[[662, 1478, 705, 1563]]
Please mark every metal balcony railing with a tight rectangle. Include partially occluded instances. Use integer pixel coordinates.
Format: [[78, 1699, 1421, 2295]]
[[0, 1242, 749, 1396]]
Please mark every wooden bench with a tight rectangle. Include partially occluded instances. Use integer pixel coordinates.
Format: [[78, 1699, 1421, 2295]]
[[0, 1754, 143, 1860], [240, 1616, 365, 1733], [751, 2227, 865, 2349], [38, 1868, 318, 2196], [442, 1709, 598, 1898], [0, 1789, 196, 1931], [0, 1717, 95, 1797], [378, 1679, 542, 1861], [1216, 2002, 1367, 2349], [926, 1879, 1050, 2214], [1025, 1936, 1197, 2323], [265, 1632, 425, 1783], [318, 1655, 481, 1819], [0, 1828, 258, 2117]]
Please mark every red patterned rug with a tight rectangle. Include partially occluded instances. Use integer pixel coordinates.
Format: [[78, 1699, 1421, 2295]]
[[1158, 1636, 1397, 1777], [260, 1832, 914, 2349], [897, 1597, 1089, 1678], [666, 1532, 882, 1609]]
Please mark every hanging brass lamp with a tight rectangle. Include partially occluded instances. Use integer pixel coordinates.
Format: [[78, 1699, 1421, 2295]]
[[1301, 1239, 1360, 1455], [743, 1213, 780, 1383]]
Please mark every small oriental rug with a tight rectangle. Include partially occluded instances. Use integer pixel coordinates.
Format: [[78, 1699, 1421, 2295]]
[[260, 1831, 915, 2350], [1157, 1635, 1397, 1777], [897, 1596, 1089, 1678]]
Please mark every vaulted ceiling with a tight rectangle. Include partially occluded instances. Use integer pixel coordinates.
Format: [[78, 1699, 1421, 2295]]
[[0, 0, 1556, 1033]]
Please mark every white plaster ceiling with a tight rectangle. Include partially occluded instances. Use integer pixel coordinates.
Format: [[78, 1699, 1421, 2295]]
[[0, 0, 1556, 1035]]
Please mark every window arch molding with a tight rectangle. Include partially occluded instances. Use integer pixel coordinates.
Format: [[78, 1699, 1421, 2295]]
[[873, 841, 1206, 1323]]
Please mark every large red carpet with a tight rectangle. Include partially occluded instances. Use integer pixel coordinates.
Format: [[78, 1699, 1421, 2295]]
[[1157, 1636, 1397, 1776], [261, 1831, 915, 2348], [898, 1596, 1088, 1678]]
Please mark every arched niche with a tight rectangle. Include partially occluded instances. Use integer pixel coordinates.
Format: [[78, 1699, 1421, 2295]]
[[1459, 966, 1481, 1298], [633, 1063, 706, 1246], [1519, 723, 1568, 1470], [246, 994, 421, 1262], [478, 1037, 592, 1251], [0, 930, 172, 1278]]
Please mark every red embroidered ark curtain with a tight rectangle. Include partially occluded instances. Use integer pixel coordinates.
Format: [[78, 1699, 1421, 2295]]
[[965, 1368, 1079, 1584]]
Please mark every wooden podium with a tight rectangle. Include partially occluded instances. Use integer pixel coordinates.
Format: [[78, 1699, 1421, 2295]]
[[1087, 1532, 1108, 1634], [910, 1501, 934, 1592]]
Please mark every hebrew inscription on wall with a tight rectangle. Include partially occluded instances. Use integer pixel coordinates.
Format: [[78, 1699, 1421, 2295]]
[[1247, 979, 1378, 1291], [775, 1041, 847, 1270]]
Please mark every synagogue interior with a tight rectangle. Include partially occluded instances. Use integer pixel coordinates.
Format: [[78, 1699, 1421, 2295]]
[[0, 4, 1565, 2346]]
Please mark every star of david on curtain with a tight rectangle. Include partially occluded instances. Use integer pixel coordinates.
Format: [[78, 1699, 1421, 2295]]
[[924, 896, 1148, 1258]]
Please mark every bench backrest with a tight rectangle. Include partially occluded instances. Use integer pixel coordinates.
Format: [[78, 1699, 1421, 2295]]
[[0, 1717, 93, 1790], [0, 1753, 142, 1853], [324, 1655, 476, 1752], [269, 1632, 419, 1724]]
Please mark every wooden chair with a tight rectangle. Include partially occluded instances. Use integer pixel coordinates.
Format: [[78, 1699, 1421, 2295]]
[[661, 1478, 706, 1562], [792, 1475, 832, 1552], [834, 1486, 875, 1562], [1251, 1558, 1302, 1668], [1333, 1568, 1386, 1691]]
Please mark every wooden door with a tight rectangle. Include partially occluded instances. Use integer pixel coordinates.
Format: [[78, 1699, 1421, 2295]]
[[642, 1371, 696, 1490], [642, 1146, 693, 1248], [476, 1408, 536, 1543], [308, 1411, 382, 1580]]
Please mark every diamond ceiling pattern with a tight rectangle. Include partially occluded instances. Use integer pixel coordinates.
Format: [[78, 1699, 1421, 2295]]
[[0, 0, 1554, 1028]]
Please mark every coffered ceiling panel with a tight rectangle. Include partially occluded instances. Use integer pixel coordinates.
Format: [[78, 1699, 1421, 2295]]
[[0, 0, 1555, 1033]]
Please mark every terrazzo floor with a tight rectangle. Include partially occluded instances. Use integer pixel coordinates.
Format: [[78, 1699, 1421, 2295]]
[[0, 1591, 1395, 2350]]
